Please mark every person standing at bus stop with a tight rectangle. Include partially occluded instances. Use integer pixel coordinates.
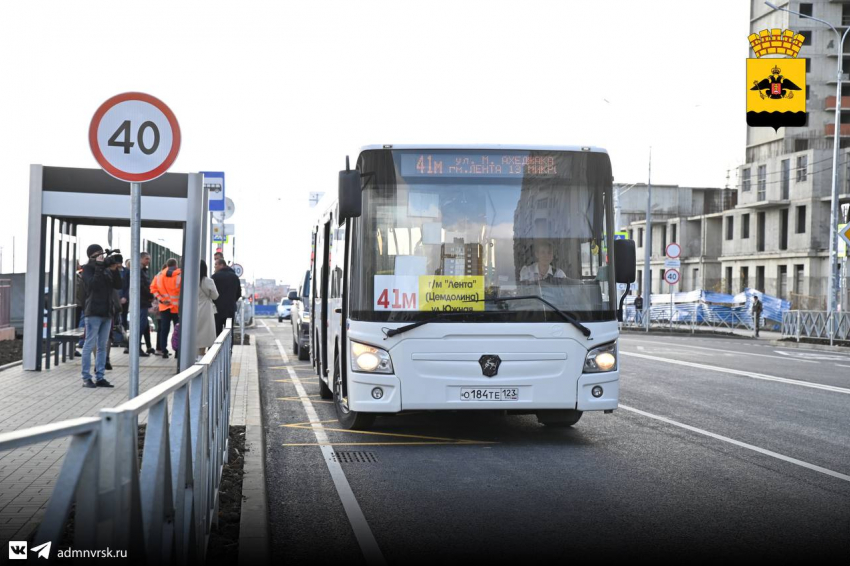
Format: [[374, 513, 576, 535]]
[[752, 294, 763, 338], [80, 244, 122, 388], [212, 258, 241, 337], [634, 292, 644, 325], [151, 258, 181, 358]]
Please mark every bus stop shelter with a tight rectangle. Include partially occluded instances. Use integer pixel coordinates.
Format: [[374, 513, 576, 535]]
[[23, 164, 207, 372]]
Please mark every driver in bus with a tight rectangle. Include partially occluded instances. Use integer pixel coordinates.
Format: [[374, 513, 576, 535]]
[[519, 240, 567, 283]]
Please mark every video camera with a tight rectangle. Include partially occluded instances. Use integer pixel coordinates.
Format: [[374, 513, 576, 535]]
[[95, 248, 124, 268]]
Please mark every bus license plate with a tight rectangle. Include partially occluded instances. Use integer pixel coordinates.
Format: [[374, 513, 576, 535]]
[[460, 388, 518, 401]]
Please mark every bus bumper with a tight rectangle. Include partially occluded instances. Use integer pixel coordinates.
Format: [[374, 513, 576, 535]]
[[348, 371, 619, 413], [576, 371, 619, 411]]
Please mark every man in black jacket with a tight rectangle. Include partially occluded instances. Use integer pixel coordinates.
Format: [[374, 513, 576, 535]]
[[212, 258, 242, 337], [123, 252, 154, 356], [80, 244, 123, 388]]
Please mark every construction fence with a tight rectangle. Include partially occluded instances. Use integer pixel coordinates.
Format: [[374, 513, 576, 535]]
[[623, 287, 789, 332]]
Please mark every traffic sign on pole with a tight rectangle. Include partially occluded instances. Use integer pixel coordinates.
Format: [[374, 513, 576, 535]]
[[665, 242, 681, 259], [89, 92, 181, 182], [664, 259, 681, 269], [839, 223, 850, 252], [203, 171, 225, 211], [232, 263, 244, 277], [89, 92, 180, 401], [664, 269, 680, 285]]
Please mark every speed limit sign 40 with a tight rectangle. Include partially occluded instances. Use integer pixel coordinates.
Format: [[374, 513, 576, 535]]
[[664, 269, 680, 285], [89, 92, 181, 182]]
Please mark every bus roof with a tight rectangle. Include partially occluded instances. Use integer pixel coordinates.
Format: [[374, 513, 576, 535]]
[[357, 144, 609, 154]]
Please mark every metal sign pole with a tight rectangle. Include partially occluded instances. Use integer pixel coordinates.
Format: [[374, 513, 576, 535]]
[[670, 283, 674, 331], [129, 182, 141, 400]]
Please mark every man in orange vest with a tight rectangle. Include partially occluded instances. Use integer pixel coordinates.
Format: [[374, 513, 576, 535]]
[[151, 258, 181, 358]]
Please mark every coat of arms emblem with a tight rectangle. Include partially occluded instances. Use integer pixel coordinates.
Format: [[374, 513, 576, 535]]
[[747, 29, 807, 130]]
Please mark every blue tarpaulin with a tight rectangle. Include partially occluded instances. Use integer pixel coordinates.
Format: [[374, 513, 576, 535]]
[[624, 288, 790, 330]]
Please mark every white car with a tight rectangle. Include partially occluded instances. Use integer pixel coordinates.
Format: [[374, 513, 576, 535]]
[[277, 298, 292, 322]]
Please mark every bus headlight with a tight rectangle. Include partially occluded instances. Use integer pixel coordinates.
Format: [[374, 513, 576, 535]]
[[350, 341, 394, 374], [584, 342, 617, 373], [302, 312, 311, 323]]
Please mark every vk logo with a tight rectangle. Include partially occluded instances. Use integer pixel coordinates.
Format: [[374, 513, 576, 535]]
[[8, 541, 27, 559]]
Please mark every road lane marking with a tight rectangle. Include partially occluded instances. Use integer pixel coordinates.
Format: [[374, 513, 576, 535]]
[[620, 405, 850, 483], [272, 337, 386, 566], [622, 339, 818, 364], [281, 421, 496, 445], [837, 364, 850, 369], [774, 350, 849, 362], [621, 351, 850, 394], [281, 442, 490, 447]]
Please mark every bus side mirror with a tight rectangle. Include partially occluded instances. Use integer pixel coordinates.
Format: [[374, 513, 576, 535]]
[[338, 156, 361, 221], [288, 290, 298, 301], [614, 239, 636, 284]]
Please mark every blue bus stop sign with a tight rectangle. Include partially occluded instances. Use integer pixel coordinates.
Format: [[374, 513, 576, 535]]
[[203, 171, 225, 212]]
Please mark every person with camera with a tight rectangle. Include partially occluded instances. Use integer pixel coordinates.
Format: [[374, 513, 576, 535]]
[[80, 244, 122, 388]]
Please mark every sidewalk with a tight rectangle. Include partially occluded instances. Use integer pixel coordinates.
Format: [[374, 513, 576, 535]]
[[622, 325, 782, 341], [0, 344, 252, 544]]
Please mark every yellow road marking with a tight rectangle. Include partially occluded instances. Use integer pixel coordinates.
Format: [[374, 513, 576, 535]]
[[278, 396, 333, 404], [282, 441, 490, 446], [281, 420, 496, 445]]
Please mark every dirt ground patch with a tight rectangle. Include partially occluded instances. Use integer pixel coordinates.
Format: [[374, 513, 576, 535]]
[[0, 338, 23, 365]]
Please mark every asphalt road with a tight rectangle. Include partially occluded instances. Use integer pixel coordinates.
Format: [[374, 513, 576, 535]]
[[255, 321, 850, 564]]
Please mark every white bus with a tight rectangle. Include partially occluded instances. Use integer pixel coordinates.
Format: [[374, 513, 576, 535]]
[[310, 145, 635, 430]]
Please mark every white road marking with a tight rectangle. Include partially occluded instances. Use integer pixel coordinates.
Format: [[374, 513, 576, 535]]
[[775, 350, 850, 362], [263, 320, 386, 566], [620, 405, 850, 483], [622, 338, 818, 364], [836, 364, 850, 369], [621, 351, 850, 394]]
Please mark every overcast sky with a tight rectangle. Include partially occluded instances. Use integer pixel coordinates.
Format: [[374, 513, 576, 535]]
[[0, 0, 751, 283]]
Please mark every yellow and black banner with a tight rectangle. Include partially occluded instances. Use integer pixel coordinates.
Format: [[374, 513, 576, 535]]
[[746, 58, 807, 130]]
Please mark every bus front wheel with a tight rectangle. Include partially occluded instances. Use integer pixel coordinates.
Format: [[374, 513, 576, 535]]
[[536, 410, 582, 427], [333, 349, 375, 430]]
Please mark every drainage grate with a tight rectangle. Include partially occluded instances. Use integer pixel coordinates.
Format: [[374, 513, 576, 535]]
[[332, 451, 378, 463]]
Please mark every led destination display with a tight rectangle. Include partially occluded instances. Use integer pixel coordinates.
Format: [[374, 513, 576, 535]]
[[400, 153, 558, 178]]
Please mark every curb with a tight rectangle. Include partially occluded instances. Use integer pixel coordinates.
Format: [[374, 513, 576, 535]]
[[620, 328, 751, 340], [238, 340, 270, 565], [770, 339, 850, 353]]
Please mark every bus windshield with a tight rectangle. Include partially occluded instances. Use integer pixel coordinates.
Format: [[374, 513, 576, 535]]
[[350, 149, 616, 323]]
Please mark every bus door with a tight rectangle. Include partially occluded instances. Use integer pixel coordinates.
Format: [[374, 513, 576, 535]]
[[320, 218, 331, 377]]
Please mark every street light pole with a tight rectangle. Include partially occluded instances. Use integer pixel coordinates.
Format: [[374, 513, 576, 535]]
[[766, 2, 850, 339], [643, 148, 653, 331]]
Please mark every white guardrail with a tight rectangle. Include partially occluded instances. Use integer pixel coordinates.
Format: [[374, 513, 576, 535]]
[[782, 310, 850, 344], [0, 323, 234, 563], [620, 304, 758, 333]]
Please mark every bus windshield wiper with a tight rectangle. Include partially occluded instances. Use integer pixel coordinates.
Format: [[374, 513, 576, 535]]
[[466, 296, 592, 338], [383, 314, 468, 339]]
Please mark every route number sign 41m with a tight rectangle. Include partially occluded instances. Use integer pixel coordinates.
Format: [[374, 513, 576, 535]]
[[89, 92, 181, 183]]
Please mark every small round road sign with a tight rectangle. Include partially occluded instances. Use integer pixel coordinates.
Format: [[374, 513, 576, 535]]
[[89, 92, 181, 182], [665, 242, 681, 259], [232, 263, 244, 278], [664, 269, 680, 285]]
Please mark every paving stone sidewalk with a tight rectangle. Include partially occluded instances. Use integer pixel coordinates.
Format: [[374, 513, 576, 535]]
[[0, 345, 250, 544]]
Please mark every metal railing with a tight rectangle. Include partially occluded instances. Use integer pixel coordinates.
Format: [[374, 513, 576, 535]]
[[0, 279, 10, 329], [782, 310, 850, 344], [0, 323, 234, 563], [621, 304, 759, 333]]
